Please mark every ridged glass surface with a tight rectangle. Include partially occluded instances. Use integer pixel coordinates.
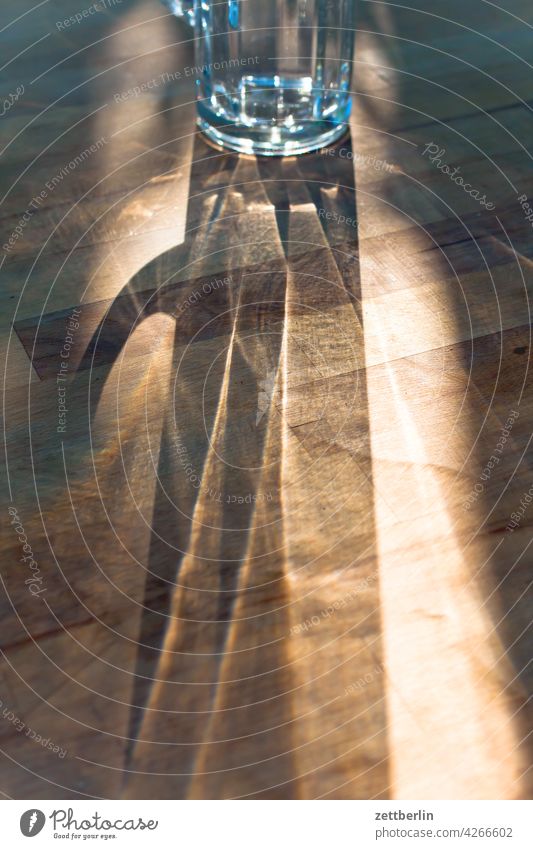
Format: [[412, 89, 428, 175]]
[[187, 0, 356, 155]]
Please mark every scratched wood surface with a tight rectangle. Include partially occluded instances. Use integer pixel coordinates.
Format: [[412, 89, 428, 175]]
[[0, 0, 532, 799]]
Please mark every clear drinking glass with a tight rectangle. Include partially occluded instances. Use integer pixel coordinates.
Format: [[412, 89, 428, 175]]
[[162, 0, 356, 156]]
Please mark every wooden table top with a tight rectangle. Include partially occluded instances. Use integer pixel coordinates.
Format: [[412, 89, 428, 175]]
[[1, 0, 532, 799]]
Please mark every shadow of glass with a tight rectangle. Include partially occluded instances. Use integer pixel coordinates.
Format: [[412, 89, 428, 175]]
[[10, 0, 390, 799], [77, 129, 388, 799]]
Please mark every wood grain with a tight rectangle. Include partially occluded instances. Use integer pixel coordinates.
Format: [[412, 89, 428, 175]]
[[0, 0, 531, 800]]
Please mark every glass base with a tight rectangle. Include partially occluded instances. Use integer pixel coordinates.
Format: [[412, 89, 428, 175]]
[[197, 117, 350, 157]]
